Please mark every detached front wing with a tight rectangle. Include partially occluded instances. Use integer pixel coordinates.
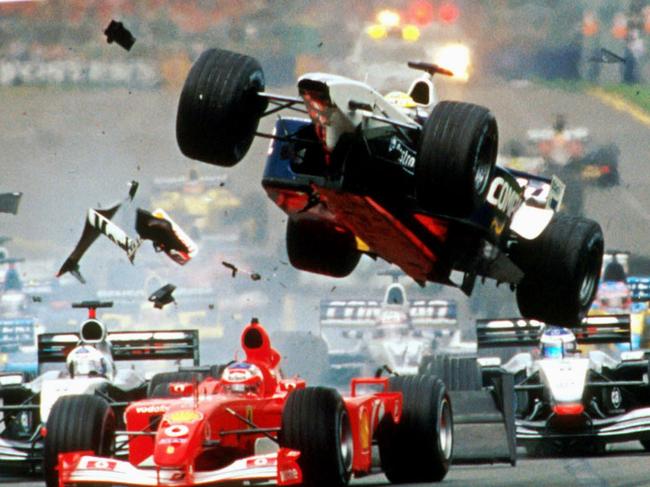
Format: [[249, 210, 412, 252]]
[[59, 449, 302, 486], [517, 407, 650, 443]]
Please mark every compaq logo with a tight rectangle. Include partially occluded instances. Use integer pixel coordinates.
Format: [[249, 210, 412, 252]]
[[487, 177, 521, 217]]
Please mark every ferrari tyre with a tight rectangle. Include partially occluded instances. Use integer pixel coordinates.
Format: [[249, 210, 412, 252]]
[[176, 48, 268, 166], [513, 214, 603, 326], [280, 387, 353, 487], [286, 218, 361, 278], [378, 375, 452, 483], [43, 395, 115, 487], [147, 371, 204, 398], [418, 354, 482, 391], [416, 101, 498, 217]]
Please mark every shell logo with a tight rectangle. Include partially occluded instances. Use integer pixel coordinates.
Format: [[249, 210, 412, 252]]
[[167, 410, 203, 424], [359, 408, 371, 451]]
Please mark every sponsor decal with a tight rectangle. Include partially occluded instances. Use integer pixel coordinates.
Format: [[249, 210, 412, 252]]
[[486, 176, 522, 217], [164, 424, 190, 437], [135, 404, 169, 414], [388, 136, 416, 170], [246, 456, 276, 468], [167, 410, 203, 424], [84, 459, 117, 471]]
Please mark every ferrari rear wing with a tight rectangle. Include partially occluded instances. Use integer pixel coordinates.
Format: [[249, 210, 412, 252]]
[[37, 330, 199, 367], [0, 318, 35, 351], [477, 314, 631, 349], [320, 299, 457, 328]]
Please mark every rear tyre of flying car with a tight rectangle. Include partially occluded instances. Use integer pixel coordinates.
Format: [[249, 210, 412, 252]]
[[280, 387, 353, 487], [513, 214, 604, 326], [378, 375, 453, 483], [286, 218, 361, 278], [176, 48, 268, 166], [147, 370, 206, 398], [43, 395, 116, 487], [416, 101, 498, 217]]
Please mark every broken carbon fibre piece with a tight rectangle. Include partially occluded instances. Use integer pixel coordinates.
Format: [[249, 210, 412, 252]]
[[104, 20, 136, 51]]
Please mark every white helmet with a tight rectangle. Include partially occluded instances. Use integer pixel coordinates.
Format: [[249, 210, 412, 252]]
[[66, 345, 110, 378], [540, 327, 577, 359]]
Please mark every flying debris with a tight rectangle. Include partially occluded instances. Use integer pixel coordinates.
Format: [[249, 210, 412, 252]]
[[222, 261, 238, 277], [148, 283, 176, 309], [104, 20, 136, 51], [589, 48, 626, 64], [135, 208, 197, 265], [57, 182, 139, 283], [0, 192, 22, 215]]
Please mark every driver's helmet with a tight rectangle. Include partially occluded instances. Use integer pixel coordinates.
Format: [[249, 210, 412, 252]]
[[384, 91, 417, 109], [221, 362, 264, 395], [540, 327, 577, 359], [66, 345, 109, 378]]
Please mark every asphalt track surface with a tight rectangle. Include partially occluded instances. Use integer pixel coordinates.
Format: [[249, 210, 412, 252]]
[[3, 77, 650, 485], [3, 443, 650, 486]]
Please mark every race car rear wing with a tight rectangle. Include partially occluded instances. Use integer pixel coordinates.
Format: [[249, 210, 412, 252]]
[[320, 299, 457, 328], [0, 317, 35, 351], [628, 276, 650, 302], [37, 330, 199, 367], [476, 314, 631, 349]]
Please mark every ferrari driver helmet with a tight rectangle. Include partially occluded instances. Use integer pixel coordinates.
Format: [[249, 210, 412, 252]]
[[221, 362, 264, 394], [66, 345, 109, 378], [540, 327, 577, 359]]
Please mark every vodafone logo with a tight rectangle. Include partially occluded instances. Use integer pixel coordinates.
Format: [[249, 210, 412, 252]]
[[135, 405, 169, 414], [487, 177, 522, 217], [85, 459, 117, 471]]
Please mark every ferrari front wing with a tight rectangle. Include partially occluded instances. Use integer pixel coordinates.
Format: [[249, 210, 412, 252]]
[[58, 449, 302, 486]]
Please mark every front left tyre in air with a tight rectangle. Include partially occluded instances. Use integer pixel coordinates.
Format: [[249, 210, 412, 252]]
[[176, 48, 268, 166]]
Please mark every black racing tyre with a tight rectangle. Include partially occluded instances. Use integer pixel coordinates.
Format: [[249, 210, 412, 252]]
[[378, 375, 452, 483], [513, 214, 603, 326], [418, 354, 482, 391], [280, 387, 353, 487], [147, 371, 204, 398], [176, 48, 268, 166], [416, 101, 498, 217], [43, 395, 115, 487], [286, 218, 361, 278]]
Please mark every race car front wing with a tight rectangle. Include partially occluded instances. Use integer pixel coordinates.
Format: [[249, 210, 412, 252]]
[[58, 449, 302, 486], [517, 407, 650, 443]]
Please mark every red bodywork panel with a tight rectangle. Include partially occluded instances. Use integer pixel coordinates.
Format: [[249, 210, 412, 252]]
[[317, 188, 449, 283]]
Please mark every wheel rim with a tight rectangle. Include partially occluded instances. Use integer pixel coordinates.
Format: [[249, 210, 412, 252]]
[[438, 398, 453, 460], [338, 410, 353, 474], [578, 266, 598, 306], [473, 126, 495, 195]]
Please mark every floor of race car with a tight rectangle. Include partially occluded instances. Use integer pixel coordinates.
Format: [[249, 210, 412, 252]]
[[1, 443, 648, 487]]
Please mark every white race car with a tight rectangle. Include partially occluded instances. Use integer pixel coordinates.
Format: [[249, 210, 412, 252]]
[[476, 314, 650, 455], [0, 301, 200, 470]]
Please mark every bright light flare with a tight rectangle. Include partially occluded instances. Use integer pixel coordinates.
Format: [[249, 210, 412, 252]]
[[377, 9, 401, 28], [402, 24, 421, 42], [434, 43, 471, 82]]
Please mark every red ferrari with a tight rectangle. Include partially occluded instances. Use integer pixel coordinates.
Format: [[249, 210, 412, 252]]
[[48, 319, 452, 486]]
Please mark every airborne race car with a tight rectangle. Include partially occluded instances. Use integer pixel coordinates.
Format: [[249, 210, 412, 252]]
[[175, 48, 604, 326], [52, 318, 454, 486], [476, 314, 650, 455], [0, 301, 200, 472]]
